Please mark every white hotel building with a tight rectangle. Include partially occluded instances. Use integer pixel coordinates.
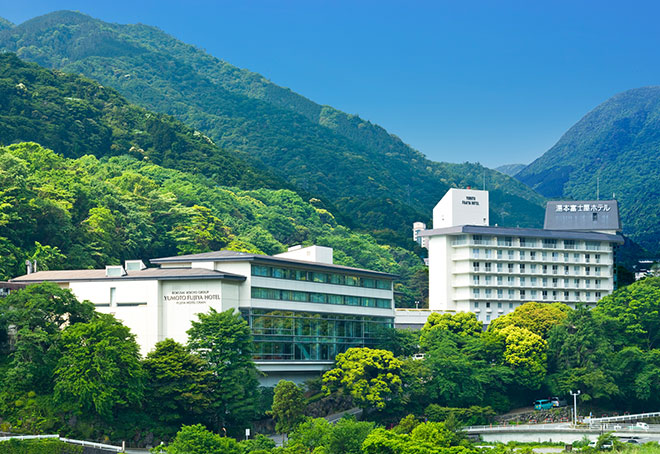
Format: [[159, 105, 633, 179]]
[[11, 245, 395, 384], [416, 188, 624, 324]]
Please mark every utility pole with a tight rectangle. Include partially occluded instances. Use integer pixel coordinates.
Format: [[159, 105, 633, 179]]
[[570, 390, 581, 426]]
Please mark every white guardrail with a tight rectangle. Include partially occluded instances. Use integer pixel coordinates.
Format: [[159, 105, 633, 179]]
[[0, 434, 124, 452], [585, 411, 660, 424]]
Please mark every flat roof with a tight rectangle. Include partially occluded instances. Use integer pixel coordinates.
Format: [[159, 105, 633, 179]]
[[418, 225, 624, 244], [11, 267, 247, 284], [151, 250, 397, 279]]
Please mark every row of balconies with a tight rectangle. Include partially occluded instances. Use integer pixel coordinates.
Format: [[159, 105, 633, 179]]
[[451, 267, 610, 278], [452, 252, 612, 265], [452, 240, 610, 252], [453, 281, 612, 291]]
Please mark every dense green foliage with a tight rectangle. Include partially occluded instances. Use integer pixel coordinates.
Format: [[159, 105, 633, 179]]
[[516, 87, 660, 254], [0, 141, 424, 304], [0, 438, 82, 454], [0, 11, 547, 248], [268, 380, 306, 436]]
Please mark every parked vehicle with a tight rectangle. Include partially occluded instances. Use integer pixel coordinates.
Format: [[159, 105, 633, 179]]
[[550, 396, 568, 407], [634, 422, 649, 430], [534, 399, 554, 410]]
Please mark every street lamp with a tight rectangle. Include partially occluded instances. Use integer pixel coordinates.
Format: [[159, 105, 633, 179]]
[[569, 390, 581, 426]]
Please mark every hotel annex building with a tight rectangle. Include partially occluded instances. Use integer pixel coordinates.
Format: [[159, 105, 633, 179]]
[[11, 245, 395, 384], [418, 188, 624, 324]]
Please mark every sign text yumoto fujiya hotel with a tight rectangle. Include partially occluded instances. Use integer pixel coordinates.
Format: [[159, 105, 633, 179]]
[[163, 290, 221, 304]]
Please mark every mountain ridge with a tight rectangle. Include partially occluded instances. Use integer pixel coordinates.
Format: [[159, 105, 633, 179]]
[[0, 10, 547, 242], [516, 86, 660, 253]]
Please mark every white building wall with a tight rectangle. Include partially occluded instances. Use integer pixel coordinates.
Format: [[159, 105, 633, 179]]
[[433, 188, 489, 229]]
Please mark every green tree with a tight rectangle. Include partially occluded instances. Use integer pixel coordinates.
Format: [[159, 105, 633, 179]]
[[325, 417, 375, 454], [143, 338, 213, 430], [595, 277, 660, 350], [267, 380, 306, 436], [322, 347, 403, 411], [497, 325, 548, 390], [286, 417, 332, 452], [169, 204, 231, 254], [0, 283, 95, 394], [488, 302, 571, 339], [420, 312, 481, 350], [187, 308, 259, 432], [53, 313, 145, 420], [162, 424, 240, 454]]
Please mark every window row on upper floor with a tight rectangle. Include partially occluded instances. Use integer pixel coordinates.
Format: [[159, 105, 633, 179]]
[[469, 262, 605, 276], [452, 235, 610, 250], [251, 264, 392, 290], [251, 287, 392, 309]]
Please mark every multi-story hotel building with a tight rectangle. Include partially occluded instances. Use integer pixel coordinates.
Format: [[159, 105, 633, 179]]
[[11, 245, 395, 384], [417, 188, 624, 323]]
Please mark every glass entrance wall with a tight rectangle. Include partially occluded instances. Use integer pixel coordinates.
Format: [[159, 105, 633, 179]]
[[240, 308, 394, 361]]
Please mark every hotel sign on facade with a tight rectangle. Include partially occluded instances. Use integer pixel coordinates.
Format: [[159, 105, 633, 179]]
[[555, 203, 612, 212]]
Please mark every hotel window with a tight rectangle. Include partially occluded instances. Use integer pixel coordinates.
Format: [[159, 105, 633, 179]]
[[485, 275, 492, 284], [508, 250, 514, 259], [473, 275, 480, 285], [473, 289, 480, 297], [497, 289, 503, 299], [574, 253, 580, 262], [574, 265, 580, 274], [485, 249, 492, 258], [508, 289, 514, 298], [585, 279, 590, 289], [530, 277, 537, 286], [497, 276, 503, 285], [497, 250, 503, 259], [485, 263, 492, 272], [530, 264, 537, 273], [552, 252, 559, 261], [507, 276, 514, 285], [508, 263, 514, 272], [552, 265, 558, 274], [473, 248, 480, 258], [252, 265, 269, 276], [563, 278, 570, 287], [519, 237, 527, 247], [542, 290, 548, 300], [574, 278, 580, 287], [586, 241, 600, 251], [542, 251, 548, 260], [595, 291, 602, 299], [586, 291, 591, 300], [474, 302, 479, 308], [530, 251, 536, 260], [586, 266, 591, 276], [486, 302, 491, 308], [531, 290, 538, 299], [473, 235, 483, 245], [585, 254, 590, 263], [520, 277, 526, 285], [542, 265, 548, 274], [595, 254, 601, 264], [542, 278, 548, 286], [595, 280, 600, 289], [497, 263, 503, 272], [574, 291, 580, 300], [520, 264, 525, 273], [595, 267, 601, 276], [564, 253, 569, 262], [552, 278, 558, 287], [509, 302, 514, 309], [564, 240, 575, 249], [473, 262, 480, 271], [520, 290, 526, 300], [520, 250, 526, 260], [564, 266, 570, 275], [564, 291, 569, 301], [110, 287, 116, 306], [497, 302, 502, 309], [486, 314, 491, 322], [485, 289, 492, 297], [543, 239, 557, 248], [552, 290, 558, 299]]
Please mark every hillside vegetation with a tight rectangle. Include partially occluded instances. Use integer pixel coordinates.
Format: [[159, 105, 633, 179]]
[[516, 87, 660, 253], [0, 11, 547, 244], [0, 142, 425, 303]]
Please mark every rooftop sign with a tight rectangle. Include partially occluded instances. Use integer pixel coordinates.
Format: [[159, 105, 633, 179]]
[[544, 200, 621, 231]]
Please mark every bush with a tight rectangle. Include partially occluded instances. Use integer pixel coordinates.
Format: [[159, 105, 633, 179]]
[[0, 438, 83, 454]]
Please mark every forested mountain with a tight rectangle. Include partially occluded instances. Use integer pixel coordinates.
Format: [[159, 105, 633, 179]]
[[0, 17, 12, 31], [495, 163, 526, 176], [0, 53, 286, 191], [0, 142, 425, 301], [0, 11, 547, 243], [516, 87, 660, 253]]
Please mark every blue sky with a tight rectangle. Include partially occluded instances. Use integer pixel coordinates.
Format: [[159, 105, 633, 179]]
[[2, 1, 660, 167]]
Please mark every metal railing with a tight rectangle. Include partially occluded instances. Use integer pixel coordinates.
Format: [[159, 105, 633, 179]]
[[585, 411, 660, 424]]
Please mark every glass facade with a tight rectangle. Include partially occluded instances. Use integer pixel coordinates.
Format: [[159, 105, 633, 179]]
[[251, 287, 392, 309], [240, 308, 393, 361], [251, 264, 392, 290]]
